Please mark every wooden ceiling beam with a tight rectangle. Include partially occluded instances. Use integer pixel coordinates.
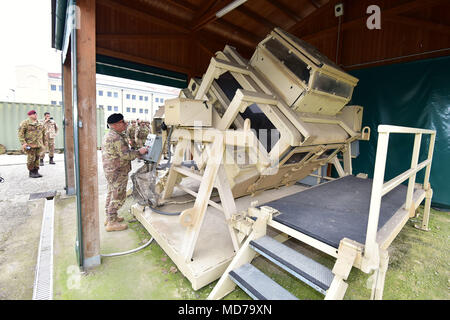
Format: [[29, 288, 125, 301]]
[[206, 19, 260, 47], [236, 5, 276, 31], [289, 0, 340, 33], [98, 0, 190, 33], [195, 30, 254, 54], [164, 0, 197, 13], [191, 0, 236, 31], [97, 33, 189, 41], [96, 47, 192, 75], [308, 0, 320, 9], [263, 0, 302, 23]]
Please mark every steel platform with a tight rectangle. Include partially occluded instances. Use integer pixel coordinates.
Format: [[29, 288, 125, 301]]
[[266, 175, 410, 248]]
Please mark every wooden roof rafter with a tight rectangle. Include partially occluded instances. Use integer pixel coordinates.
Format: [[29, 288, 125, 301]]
[[97, 0, 191, 33], [236, 5, 276, 31], [262, 0, 302, 23], [97, 33, 190, 41]]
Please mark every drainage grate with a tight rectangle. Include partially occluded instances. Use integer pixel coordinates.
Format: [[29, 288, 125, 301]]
[[29, 191, 57, 201], [32, 198, 55, 300]]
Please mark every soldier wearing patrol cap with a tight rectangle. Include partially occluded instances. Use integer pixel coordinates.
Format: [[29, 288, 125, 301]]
[[134, 119, 151, 163], [18, 110, 47, 178], [102, 113, 148, 232], [40, 112, 58, 165], [126, 119, 138, 149]]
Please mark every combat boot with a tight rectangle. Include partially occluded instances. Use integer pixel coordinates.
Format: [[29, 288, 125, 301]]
[[105, 220, 128, 232], [29, 169, 41, 178], [49, 157, 55, 164], [34, 169, 43, 178], [104, 216, 124, 226], [40, 159, 44, 166]]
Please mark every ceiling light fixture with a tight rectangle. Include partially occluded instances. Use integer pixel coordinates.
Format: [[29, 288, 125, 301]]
[[215, 0, 248, 18]]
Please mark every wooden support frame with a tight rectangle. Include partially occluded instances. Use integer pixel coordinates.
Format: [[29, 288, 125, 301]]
[[62, 48, 75, 195], [75, 0, 100, 268], [162, 128, 263, 262]]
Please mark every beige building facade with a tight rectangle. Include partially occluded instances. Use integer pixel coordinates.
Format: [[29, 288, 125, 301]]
[[14, 65, 179, 125]]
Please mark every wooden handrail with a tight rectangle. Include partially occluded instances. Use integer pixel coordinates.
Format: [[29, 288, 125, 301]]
[[364, 125, 436, 269]]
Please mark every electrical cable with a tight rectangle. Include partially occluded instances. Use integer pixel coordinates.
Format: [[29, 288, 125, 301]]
[[101, 237, 154, 257], [148, 205, 181, 216]]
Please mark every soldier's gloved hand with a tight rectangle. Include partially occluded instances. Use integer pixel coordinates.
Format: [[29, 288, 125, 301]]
[[138, 146, 148, 155]]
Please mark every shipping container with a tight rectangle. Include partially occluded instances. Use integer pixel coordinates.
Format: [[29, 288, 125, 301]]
[[0, 101, 105, 151]]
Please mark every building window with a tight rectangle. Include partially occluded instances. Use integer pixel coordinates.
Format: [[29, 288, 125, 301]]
[[155, 97, 159, 103], [139, 95, 143, 101], [114, 106, 118, 111], [99, 105, 104, 109], [139, 108, 143, 114], [107, 91, 112, 97], [114, 92, 118, 98], [126, 107, 131, 113], [59, 101, 63, 105], [132, 108, 136, 113], [144, 96, 148, 101], [160, 98, 164, 103], [51, 85, 57, 91], [107, 106, 112, 111], [59, 85, 62, 91], [126, 94, 130, 99], [132, 95, 136, 100], [51, 100, 57, 105], [145, 109, 149, 114], [99, 90, 103, 96]]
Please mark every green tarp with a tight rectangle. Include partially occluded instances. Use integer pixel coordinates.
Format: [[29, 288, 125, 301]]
[[96, 55, 188, 89], [349, 55, 450, 208]]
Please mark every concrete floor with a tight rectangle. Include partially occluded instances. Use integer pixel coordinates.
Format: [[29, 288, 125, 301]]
[[0, 151, 141, 299]]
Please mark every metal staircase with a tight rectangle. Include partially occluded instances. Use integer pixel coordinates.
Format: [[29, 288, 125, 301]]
[[225, 235, 334, 300]]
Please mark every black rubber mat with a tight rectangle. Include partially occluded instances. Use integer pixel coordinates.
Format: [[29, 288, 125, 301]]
[[267, 176, 408, 248]]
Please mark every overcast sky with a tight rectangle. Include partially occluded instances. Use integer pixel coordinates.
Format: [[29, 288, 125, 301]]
[[0, 1, 61, 100]]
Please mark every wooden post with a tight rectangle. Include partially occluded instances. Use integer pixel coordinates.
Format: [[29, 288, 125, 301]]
[[364, 132, 389, 270], [76, 0, 100, 268], [63, 49, 75, 195], [405, 133, 421, 213]]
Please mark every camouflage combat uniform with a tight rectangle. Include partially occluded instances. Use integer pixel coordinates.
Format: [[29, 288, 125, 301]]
[[126, 123, 137, 149], [40, 119, 58, 159], [18, 119, 46, 171], [135, 124, 150, 148], [102, 128, 140, 223]]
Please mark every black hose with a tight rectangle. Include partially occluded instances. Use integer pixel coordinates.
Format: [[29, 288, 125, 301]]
[[148, 205, 181, 216]]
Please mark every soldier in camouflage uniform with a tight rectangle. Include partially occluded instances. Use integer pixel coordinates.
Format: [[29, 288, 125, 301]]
[[40, 112, 58, 165], [135, 120, 150, 148], [102, 113, 148, 232], [18, 110, 47, 178], [126, 119, 137, 149], [135, 120, 151, 163]]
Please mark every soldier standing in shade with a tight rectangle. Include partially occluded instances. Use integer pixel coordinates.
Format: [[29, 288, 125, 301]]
[[126, 119, 137, 149], [18, 110, 47, 178], [40, 112, 58, 165], [135, 119, 150, 162], [102, 113, 148, 232], [135, 119, 150, 148]]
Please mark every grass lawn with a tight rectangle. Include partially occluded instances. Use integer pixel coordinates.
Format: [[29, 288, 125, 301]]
[[53, 195, 449, 300]]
